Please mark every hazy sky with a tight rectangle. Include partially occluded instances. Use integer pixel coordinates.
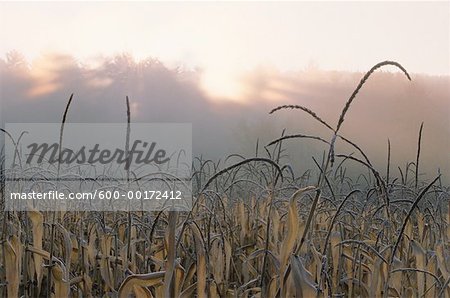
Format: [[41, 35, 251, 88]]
[[1, 1, 449, 99]]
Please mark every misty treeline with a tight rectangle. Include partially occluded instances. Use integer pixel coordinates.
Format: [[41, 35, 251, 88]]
[[1, 51, 449, 181]]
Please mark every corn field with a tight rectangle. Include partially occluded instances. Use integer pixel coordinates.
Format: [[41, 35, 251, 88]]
[[0, 61, 449, 297]]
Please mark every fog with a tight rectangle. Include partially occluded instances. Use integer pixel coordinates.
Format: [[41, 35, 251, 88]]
[[1, 52, 449, 182]]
